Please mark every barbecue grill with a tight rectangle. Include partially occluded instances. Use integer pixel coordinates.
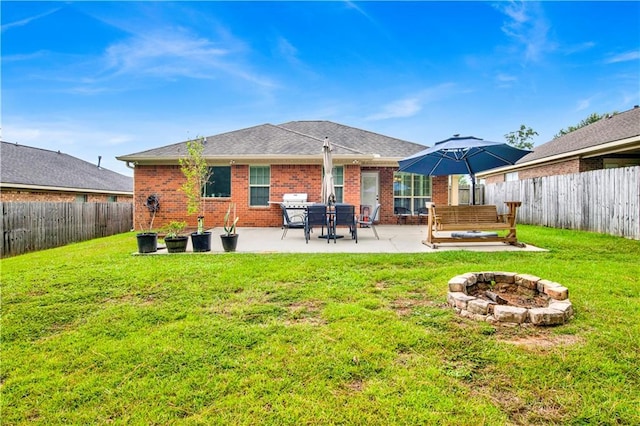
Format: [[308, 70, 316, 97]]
[[281, 193, 310, 225]]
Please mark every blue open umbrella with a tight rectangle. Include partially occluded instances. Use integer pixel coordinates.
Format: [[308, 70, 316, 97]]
[[398, 135, 531, 204]]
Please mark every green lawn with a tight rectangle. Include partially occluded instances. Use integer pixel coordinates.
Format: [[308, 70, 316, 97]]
[[2, 225, 639, 425]]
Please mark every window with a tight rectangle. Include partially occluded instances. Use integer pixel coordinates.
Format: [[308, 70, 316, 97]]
[[204, 166, 231, 198], [505, 172, 519, 182], [249, 166, 270, 206], [333, 166, 344, 203], [393, 172, 431, 213], [107, 195, 117, 202], [76, 194, 88, 203]]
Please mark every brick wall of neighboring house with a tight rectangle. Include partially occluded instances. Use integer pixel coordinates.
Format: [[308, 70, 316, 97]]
[[0, 189, 132, 203], [134, 164, 454, 229], [482, 157, 607, 183]]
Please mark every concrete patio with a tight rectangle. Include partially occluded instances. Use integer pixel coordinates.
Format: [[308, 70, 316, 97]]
[[152, 225, 546, 254]]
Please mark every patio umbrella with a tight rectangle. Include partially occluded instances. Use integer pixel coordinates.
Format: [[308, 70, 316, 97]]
[[321, 137, 336, 205], [398, 135, 531, 204]]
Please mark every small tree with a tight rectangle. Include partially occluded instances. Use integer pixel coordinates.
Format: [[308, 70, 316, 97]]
[[554, 112, 614, 138], [505, 125, 537, 150], [179, 136, 212, 234]]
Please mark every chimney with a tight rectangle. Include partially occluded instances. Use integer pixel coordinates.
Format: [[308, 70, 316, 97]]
[[97, 156, 102, 169]]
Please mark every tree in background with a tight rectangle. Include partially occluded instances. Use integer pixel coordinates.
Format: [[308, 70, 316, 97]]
[[554, 112, 614, 138], [504, 125, 538, 150]]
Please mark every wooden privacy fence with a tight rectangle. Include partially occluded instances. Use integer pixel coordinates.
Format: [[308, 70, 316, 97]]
[[484, 166, 640, 240], [1, 202, 133, 258]]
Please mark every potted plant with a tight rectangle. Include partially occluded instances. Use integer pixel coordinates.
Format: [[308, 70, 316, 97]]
[[136, 194, 160, 253], [163, 220, 188, 253], [220, 202, 239, 252], [179, 136, 213, 252]]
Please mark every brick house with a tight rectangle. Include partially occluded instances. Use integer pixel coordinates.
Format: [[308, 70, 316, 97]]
[[478, 106, 640, 184], [118, 121, 450, 229], [0, 141, 133, 203]]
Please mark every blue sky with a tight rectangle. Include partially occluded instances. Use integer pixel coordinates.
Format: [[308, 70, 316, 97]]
[[2, 1, 639, 176]]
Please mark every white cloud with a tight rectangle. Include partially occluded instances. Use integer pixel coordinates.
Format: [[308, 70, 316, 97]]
[[495, 1, 554, 63], [365, 83, 457, 121], [495, 73, 518, 88], [605, 50, 640, 64], [576, 98, 591, 111], [0, 7, 61, 32]]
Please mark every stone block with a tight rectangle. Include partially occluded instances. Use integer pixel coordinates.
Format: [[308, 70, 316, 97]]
[[545, 285, 569, 300], [447, 292, 476, 310], [548, 300, 574, 318], [529, 308, 566, 325], [537, 279, 555, 293], [494, 272, 516, 284], [461, 272, 477, 285], [516, 274, 541, 290], [478, 272, 495, 283], [493, 305, 528, 323], [448, 277, 468, 293], [468, 298, 492, 315]]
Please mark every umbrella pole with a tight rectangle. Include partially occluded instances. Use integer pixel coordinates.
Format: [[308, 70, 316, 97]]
[[470, 174, 476, 205]]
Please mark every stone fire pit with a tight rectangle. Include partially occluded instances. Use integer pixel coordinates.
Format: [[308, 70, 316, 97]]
[[447, 272, 573, 326]]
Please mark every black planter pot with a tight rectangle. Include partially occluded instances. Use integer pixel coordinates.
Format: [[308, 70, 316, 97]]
[[191, 232, 212, 252], [165, 236, 189, 253], [220, 234, 239, 252], [136, 233, 158, 253]]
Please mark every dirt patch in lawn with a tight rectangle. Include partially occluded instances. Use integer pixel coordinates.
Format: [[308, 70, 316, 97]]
[[390, 298, 440, 317], [283, 300, 326, 326], [499, 333, 583, 350]]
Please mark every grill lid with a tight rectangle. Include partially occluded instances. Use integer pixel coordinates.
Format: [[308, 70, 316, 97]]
[[282, 193, 308, 203]]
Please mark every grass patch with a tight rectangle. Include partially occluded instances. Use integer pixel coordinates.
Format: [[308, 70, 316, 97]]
[[2, 226, 639, 424]]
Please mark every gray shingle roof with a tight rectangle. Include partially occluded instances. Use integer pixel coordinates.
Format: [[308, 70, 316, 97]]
[[1, 141, 133, 193], [518, 106, 640, 163], [117, 121, 426, 161]]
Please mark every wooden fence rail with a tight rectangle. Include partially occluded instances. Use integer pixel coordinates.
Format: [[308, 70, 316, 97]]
[[484, 166, 640, 240], [1, 202, 133, 258]]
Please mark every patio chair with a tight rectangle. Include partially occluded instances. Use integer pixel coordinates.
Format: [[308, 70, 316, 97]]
[[356, 203, 380, 240], [417, 207, 429, 224], [305, 204, 329, 243], [331, 204, 357, 244], [280, 203, 305, 239], [394, 206, 412, 224]]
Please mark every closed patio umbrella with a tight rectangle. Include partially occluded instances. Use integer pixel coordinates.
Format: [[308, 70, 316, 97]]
[[321, 137, 336, 205], [398, 135, 531, 204]]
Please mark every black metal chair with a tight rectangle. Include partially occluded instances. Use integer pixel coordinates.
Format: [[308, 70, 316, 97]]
[[357, 204, 381, 240], [394, 206, 412, 224], [280, 203, 305, 239], [305, 204, 329, 243], [417, 207, 429, 224], [331, 204, 357, 243]]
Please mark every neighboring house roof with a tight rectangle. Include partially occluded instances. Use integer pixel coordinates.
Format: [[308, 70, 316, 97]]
[[117, 121, 427, 166], [1, 141, 133, 194], [477, 106, 640, 177]]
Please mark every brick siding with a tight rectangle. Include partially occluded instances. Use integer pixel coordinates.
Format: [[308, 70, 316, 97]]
[[133, 164, 452, 229], [482, 157, 605, 182]]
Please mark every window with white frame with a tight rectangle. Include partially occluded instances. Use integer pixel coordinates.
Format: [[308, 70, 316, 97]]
[[505, 171, 519, 182], [322, 166, 344, 203], [393, 172, 432, 213], [249, 166, 270, 206]]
